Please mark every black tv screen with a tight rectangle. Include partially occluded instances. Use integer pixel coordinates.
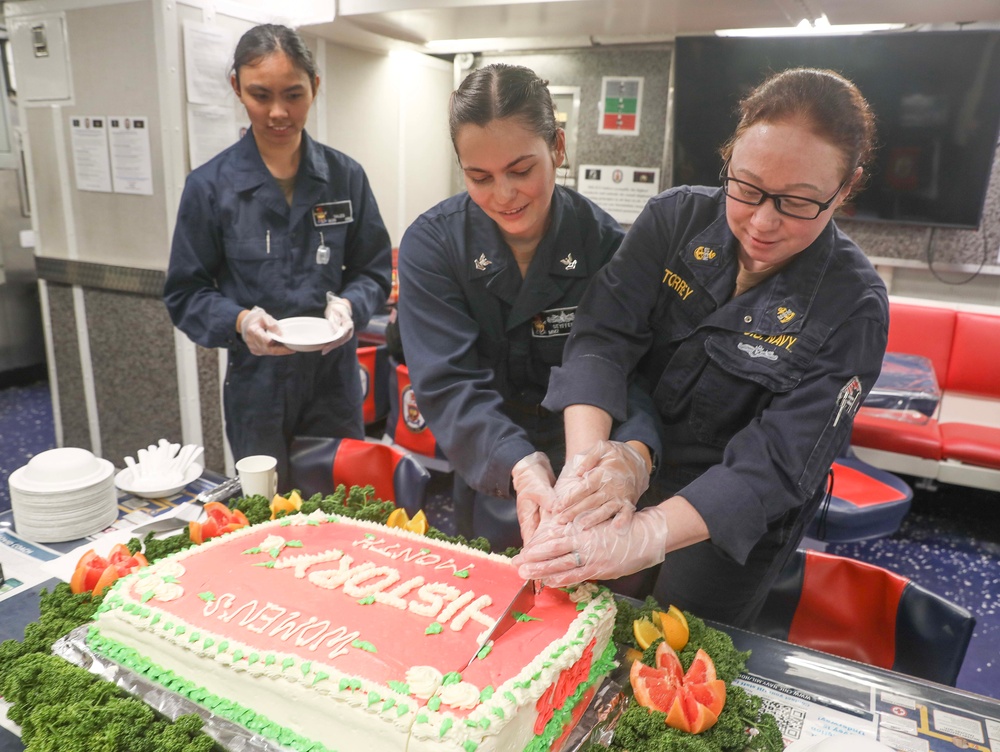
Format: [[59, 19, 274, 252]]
[[673, 32, 1000, 229]]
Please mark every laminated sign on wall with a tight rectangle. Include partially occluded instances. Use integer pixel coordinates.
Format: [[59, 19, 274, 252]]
[[599, 76, 643, 136]]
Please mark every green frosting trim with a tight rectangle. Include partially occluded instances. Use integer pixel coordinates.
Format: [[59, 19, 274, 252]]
[[397, 704, 408, 717], [312, 672, 329, 686], [576, 601, 587, 611], [218, 640, 229, 652], [233, 649, 244, 662], [416, 713, 429, 724], [382, 697, 396, 712], [427, 696, 441, 711], [351, 639, 377, 653], [479, 717, 490, 729], [479, 685, 494, 701], [301, 661, 312, 675], [174, 624, 184, 636], [439, 718, 453, 738], [364, 533, 376, 540], [150, 613, 160, 626], [463, 740, 479, 752], [242, 546, 262, 554], [264, 654, 276, 666], [198, 591, 216, 602], [253, 561, 276, 568], [282, 657, 295, 670], [162, 575, 178, 584], [248, 652, 260, 665], [279, 518, 293, 526], [358, 595, 375, 605], [514, 611, 540, 622], [269, 547, 283, 558], [441, 671, 462, 686], [476, 644, 492, 660], [367, 691, 381, 708], [419, 548, 431, 554], [338, 678, 351, 692], [387, 680, 409, 694], [140, 591, 155, 603], [453, 569, 470, 578], [425, 622, 443, 635], [503, 691, 516, 703], [491, 706, 505, 719], [286, 540, 303, 547]]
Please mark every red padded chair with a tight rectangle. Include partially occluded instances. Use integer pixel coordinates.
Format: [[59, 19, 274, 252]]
[[750, 549, 975, 685], [384, 359, 452, 472], [806, 455, 913, 543], [287, 436, 431, 516], [357, 345, 389, 426]]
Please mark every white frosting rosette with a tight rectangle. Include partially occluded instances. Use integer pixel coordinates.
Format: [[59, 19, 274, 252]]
[[405, 665, 443, 699], [439, 681, 481, 710], [132, 561, 186, 602]]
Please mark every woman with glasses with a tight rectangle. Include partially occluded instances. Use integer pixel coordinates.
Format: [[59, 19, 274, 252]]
[[514, 67, 889, 626]]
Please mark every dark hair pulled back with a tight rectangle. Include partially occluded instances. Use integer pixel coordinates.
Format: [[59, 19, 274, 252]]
[[231, 24, 317, 90], [449, 63, 559, 150], [721, 67, 877, 196]]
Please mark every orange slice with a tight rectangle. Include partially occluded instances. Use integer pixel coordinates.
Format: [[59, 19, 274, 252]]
[[405, 509, 429, 535], [632, 618, 662, 650], [653, 605, 690, 651], [385, 508, 409, 529]]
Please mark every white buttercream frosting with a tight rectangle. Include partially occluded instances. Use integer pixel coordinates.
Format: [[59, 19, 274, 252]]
[[405, 665, 443, 699], [438, 681, 481, 710]]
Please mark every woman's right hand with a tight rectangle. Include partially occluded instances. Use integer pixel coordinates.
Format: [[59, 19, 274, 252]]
[[551, 440, 651, 529], [512, 452, 557, 543], [238, 306, 294, 356]]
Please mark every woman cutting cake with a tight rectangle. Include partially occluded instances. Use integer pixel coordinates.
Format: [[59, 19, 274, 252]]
[[515, 67, 889, 626], [397, 63, 659, 550]]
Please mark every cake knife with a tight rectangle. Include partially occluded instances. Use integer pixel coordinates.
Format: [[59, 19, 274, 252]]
[[462, 578, 539, 671]]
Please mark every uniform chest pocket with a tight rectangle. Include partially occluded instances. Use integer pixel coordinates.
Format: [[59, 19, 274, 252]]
[[225, 232, 288, 262]]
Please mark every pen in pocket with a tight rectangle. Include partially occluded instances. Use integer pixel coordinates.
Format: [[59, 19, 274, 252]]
[[266, 229, 271, 254]]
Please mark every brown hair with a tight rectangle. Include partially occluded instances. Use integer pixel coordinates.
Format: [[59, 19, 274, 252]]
[[449, 63, 559, 151], [232, 24, 317, 93], [720, 68, 876, 197]]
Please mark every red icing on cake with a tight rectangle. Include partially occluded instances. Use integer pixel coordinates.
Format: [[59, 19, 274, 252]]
[[127, 516, 583, 697]]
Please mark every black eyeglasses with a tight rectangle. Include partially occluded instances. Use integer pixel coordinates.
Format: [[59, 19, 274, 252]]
[[720, 161, 850, 220]]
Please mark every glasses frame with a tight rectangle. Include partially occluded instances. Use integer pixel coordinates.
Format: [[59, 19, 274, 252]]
[[720, 160, 851, 220]]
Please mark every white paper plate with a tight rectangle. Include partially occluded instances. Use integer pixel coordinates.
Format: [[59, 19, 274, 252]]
[[270, 316, 348, 352], [115, 463, 203, 499]]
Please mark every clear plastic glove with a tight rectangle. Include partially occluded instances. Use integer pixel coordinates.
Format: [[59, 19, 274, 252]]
[[239, 306, 291, 356], [513, 505, 669, 587], [322, 292, 355, 355], [550, 440, 651, 529], [511, 452, 557, 543]]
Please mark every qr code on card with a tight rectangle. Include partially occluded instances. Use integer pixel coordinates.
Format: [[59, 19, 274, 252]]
[[759, 698, 807, 740]]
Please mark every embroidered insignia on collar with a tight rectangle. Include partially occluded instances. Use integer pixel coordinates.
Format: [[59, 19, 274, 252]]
[[776, 306, 796, 324], [474, 253, 492, 271], [692, 246, 717, 261], [560, 253, 578, 270]]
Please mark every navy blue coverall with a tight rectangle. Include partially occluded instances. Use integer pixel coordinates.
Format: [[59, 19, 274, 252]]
[[398, 185, 660, 549], [164, 130, 392, 484], [544, 185, 889, 625]]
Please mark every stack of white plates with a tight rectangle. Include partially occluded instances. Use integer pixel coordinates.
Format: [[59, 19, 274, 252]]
[[8, 447, 118, 543]]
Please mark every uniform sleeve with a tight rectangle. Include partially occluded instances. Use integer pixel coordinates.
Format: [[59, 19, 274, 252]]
[[163, 174, 244, 349], [397, 219, 535, 499], [681, 307, 887, 563], [543, 201, 668, 420], [338, 167, 392, 331]]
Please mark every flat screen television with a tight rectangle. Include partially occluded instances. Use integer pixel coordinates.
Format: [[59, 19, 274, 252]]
[[672, 32, 1000, 229]]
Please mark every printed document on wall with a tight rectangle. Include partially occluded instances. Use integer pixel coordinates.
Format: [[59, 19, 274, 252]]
[[108, 116, 154, 195], [183, 21, 234, 105], [187, 103, 238, 169], [69, 116, 112, 193]]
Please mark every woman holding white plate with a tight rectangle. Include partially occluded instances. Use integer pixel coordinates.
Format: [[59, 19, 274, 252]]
[[164, 24, 391, 483]]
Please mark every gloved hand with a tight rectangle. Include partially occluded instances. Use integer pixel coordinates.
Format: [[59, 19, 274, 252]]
[[513, 504, 669, 586], [511, 452, 557, 544], [322, 292, 355, 355], [550, 440, 651, 530], [239, 306, 289, 356]]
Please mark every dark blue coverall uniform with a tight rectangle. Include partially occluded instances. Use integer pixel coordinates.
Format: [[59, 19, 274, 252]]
[[398, 185, 660, 550], [164, 129, 392, 484], [544, 185, 889, 626]]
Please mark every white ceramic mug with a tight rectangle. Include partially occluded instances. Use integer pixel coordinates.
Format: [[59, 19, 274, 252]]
[[235, 455, 277, 498]]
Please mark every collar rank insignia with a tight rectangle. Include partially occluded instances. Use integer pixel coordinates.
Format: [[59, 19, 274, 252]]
[[776, 306, 797, 324], [560, 253, 578, 270], [693, 246, 717, 261], [474, 253, 492, 271]]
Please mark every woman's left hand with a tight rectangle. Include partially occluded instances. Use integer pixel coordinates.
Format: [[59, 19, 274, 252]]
[[550, 440, 651, 529], [513, 505, 670, 586]]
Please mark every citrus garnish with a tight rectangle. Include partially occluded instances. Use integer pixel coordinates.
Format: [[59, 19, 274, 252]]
[[632, 618, 662, 650], [385, 508, 409, 529], [269, 490, 303, 520], [405, 509, 429, 535], [654, 605, 690, 650]]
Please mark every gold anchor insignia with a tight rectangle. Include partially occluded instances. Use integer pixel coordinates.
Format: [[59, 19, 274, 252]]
[[560, 253, 578, 270], [474, 253, 492, 271]]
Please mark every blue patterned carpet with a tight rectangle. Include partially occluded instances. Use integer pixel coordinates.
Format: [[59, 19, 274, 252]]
[[1, 379, 997, 699]]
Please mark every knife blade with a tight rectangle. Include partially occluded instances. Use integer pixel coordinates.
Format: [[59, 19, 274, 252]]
[[462, 579, 538, 671]]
